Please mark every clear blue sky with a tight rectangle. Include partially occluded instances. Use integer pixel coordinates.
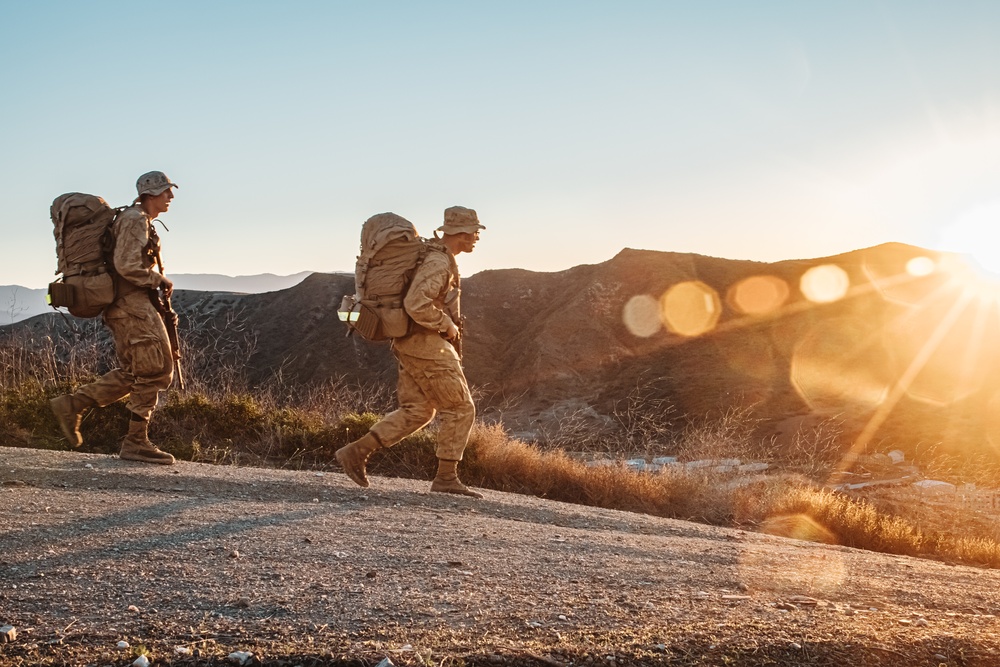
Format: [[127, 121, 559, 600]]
[[4, 1, 1000, 288]]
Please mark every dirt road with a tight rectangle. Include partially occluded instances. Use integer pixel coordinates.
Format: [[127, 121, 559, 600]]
[[2, 446, 999, 666]]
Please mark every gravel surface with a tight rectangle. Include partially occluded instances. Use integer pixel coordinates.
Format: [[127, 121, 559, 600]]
[[3, 445, 1000, 666]]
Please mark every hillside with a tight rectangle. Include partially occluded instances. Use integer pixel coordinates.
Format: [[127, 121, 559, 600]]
[[5, 243, 998, 461], [3, 446, 1000, 666]]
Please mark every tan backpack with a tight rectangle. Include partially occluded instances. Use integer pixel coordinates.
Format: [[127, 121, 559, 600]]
[[47, 193, 123, 318], [339, 212, 444, 341]]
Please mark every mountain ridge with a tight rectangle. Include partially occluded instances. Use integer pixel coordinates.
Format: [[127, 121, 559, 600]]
[[5, 242, 995, 460]]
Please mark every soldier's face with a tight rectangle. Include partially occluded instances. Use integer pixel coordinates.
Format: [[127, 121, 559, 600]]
[[458, 230, 480, 254], [147, 188, 174, 216]]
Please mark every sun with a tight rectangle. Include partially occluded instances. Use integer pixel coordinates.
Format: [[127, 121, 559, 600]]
[[935, 201, 1000, 277]]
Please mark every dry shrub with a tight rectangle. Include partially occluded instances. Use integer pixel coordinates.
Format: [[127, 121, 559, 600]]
[[776, 414, 849, 479], [673, 403, 772, 464], [608, 375, 676, 458], [747, 482, 923, 555], [7, 314, 1000, 567], [459, 423, 730, 521]]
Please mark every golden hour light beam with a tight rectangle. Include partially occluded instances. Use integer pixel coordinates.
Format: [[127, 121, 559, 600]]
[[826, 288, 977, 487], [820, 255, 1000, 462], [936, 252, 1000, 302], [618, 255, 994, 482]]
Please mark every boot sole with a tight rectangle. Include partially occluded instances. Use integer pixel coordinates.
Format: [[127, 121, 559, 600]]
[[430, 483, 484, 499], [119, 452, 175, 465]]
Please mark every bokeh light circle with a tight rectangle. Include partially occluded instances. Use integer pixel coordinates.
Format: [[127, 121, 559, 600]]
[[906, 256, 936, 277], [800, 264, 850, 303], [622, 294, 662, 337], [727, 275, 790, 316], [659, 281, 721, 337]]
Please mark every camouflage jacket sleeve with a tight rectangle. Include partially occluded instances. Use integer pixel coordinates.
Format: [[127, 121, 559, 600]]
[[403, 250, 456, 332], [113, 208, 165, 290]]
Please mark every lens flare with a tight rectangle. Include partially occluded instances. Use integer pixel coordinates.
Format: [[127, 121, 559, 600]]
[[760, 513, 837, 544], [906, 257, 935, 277], [727, 275, 790, 316], [622, 294, 662, 338], [738, 539, 847, 597], [885, 290, 991, 406], [660, 281, 721, 337], [790, 318, 892, 410], [863, 252, 942, 306], [800, 264, 849, 303]]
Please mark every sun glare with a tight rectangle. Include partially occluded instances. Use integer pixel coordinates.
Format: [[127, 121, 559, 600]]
[[617, 239, 1000, 499], [936, 201, 1000, 276], [937, 252, 1000, 302]]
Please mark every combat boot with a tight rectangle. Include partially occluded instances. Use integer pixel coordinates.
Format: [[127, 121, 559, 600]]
[[49, 393, 93, 447], [119, 418, 175, 465], [430, 459, 483, 498], [335, 432, 381, 487]]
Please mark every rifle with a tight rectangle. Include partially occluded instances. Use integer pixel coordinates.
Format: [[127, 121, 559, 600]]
[[150, 249, 184, 391], [454, 314, 465, 361], [443, 286, 464, 361]]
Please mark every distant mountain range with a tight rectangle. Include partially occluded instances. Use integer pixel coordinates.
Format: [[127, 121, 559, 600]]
[[6, 244, 996, 461], [0, 272, 316, 324]]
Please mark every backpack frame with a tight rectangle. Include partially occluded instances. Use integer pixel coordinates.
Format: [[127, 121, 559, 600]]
[[47, 193, 123, 318], [339, 212, 442, 342]]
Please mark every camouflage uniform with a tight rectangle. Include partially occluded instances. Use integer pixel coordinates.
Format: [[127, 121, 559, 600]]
[[336, 205, 485, 496], [370, 243, 475, 461], [50, 170, 179, 465], [76, 206, 174, 418]]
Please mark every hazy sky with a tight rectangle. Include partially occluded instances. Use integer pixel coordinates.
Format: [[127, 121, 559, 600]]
[[4, 1, 1000, 288]]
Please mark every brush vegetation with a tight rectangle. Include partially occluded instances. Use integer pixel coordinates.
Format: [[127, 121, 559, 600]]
[[4, 320, 1000, 569]]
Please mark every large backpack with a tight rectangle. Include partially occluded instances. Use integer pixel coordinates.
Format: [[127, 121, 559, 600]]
[[47, 193, 123, 318], [338, 212, 442, 341]]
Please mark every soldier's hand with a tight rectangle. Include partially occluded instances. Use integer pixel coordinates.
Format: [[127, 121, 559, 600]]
[[444, 322, 460, 341], [161, 276, 174, 298]]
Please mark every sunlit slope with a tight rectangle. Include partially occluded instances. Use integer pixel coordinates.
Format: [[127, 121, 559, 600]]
[[8, 242, 998, 459]]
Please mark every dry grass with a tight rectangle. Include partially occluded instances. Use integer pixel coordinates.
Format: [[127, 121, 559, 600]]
[[4, 322, 1000, 568]]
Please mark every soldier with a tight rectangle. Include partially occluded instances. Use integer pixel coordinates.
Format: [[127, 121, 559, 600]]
[[50, 171, 179, 465], [337, 205, 485, 498]]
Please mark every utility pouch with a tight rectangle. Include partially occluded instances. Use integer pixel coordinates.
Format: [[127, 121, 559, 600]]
[[379, 306, 410, 338], [68, 273, 115, 318], [339, 294, 411, 341], [47, 281, 75, 308]]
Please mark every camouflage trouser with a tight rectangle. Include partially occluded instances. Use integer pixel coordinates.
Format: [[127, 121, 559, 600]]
[[370, 350, 475, 461], [77, 293, 174, 420]]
